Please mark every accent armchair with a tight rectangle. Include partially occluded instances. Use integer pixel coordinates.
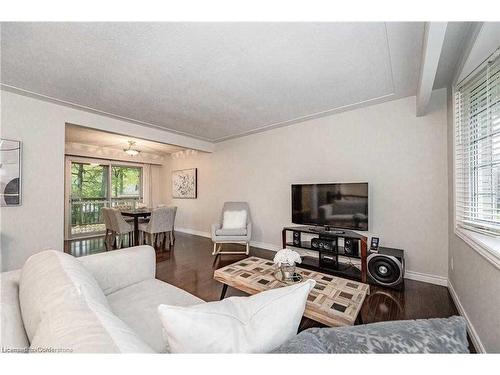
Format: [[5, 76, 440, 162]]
[[211, 202, 252, 256]]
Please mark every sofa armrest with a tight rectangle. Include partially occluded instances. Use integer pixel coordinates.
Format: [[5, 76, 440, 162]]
[[246, 222, 252, 239], [78, 245, 156, 295], [211, 223, 221, 240]]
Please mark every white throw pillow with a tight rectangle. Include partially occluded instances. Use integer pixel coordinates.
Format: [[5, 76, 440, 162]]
[[157, 279, 315, 353], [222, 210, 247, 229], [19, 250, 110, 342]]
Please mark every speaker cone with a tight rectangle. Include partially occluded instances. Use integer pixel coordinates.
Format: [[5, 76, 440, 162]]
[[367, 254, 403, 286]]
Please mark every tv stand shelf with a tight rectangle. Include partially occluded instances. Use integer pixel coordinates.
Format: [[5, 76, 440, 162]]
[[282, 226, 368, 283], [285, 242, 362, 259]]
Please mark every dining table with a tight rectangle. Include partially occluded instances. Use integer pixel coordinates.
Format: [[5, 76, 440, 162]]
[[120, 208, 152, 246]]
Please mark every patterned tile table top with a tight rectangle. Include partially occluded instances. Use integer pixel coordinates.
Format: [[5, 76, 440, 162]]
[[214, 256, 370, 327]]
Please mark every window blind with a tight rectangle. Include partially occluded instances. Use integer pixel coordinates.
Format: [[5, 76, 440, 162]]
[[455, 48, 500, 235]]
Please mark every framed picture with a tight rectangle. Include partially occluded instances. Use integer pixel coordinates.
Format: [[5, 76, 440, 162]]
[[0, 139, 22, 206], [172, 168, 197, 199]]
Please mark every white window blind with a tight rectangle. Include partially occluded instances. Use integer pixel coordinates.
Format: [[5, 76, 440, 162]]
[[455, 48, 500, 235]]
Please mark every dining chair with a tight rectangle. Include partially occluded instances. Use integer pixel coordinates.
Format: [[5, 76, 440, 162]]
[[102, 207, 113, 251], [103, 207, 134, 249], [139, 206, 177, 250]]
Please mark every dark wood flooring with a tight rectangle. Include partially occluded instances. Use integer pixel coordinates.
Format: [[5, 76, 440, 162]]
[[65, 231, 474, 352]]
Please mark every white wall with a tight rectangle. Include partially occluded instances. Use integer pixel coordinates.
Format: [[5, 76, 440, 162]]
[[447, 24, 500, 353], [0, 90, 210, 271], [1, 91, 65, 271], [169, 90, 449, 282]]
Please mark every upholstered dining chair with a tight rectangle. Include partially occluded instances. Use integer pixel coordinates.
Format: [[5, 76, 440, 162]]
[[102, 207, 134, 250], [102, 207, 113, 251], [139, 206, 176, 250], [211, 202, 252, 256]]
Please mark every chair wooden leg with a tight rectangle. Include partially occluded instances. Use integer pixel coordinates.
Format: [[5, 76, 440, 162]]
[[170, 231, 174, 246], [172, 230, 175, 243], [246, 242, 250, 255], [212, 242, 218, 255]]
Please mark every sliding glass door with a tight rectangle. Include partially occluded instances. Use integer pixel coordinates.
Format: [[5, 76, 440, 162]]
[[66, 158, 144, 239], [111, 165, 142, 208]]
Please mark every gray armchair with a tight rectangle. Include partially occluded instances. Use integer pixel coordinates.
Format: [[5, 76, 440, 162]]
[[211, 202, 252, 256]]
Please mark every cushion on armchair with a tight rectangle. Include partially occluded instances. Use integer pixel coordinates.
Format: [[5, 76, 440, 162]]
[[272, 316, 469, 353], [222, 210, 247, 229]]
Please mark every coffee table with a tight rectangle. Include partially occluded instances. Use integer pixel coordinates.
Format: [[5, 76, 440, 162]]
[[214, 256, 370, 327]]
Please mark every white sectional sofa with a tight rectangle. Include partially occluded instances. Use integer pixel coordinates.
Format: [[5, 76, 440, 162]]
[[0, 246, 203, 353], [1, 244, 470, 354]]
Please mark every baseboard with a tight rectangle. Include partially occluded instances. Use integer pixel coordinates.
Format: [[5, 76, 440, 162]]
[[448, 281, 486, 353], [174, 230, 449, 287], [249, 241, 281, 252], [175, 228, 281, 252], [404, 270, 448, 287], [175, 227, 211, 238]]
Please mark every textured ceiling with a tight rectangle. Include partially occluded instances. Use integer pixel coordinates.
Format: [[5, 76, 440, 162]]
[[0, 22, 466, 142]]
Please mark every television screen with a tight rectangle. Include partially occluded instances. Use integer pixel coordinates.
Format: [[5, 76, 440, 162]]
[[291, 183, 368, 230]]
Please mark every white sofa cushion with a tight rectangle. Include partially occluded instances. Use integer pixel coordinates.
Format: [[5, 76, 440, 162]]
[[0, 270, 29, 350], [158, 279, 315, 353], [19, 250, 110, 342], [107, 279, 204, 352], [78, 245, 156, 295], [222, 210, 247, 229], [30, 295, 154, 353]]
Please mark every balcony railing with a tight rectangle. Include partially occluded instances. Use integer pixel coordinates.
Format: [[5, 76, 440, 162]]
[[70, 197, 141, 237]]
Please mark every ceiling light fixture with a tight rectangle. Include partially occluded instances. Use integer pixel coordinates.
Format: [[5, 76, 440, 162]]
[[124, 141, 140, 156]]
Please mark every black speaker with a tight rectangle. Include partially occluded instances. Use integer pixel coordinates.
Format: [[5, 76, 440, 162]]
[[344, 238, 359, 256], [367, 247, 405, 290], [311, 238, 337, 252], [292, 231, 301, 246]]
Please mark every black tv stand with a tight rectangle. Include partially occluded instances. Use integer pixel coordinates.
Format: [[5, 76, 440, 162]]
[[282, 225, 368, 283]]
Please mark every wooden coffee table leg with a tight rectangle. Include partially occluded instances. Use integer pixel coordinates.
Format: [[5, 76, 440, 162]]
[[220, 284, 228, 300]]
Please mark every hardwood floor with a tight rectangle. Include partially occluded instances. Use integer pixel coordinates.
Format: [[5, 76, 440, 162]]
[[65, 231, 474, 352]]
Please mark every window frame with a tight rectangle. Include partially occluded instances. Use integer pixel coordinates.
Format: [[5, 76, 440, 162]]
[[453, 48, 500, 269]]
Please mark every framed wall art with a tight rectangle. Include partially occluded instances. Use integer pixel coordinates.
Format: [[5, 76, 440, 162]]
[[172, 168, 197, 199], [0, 139, 22, 206]]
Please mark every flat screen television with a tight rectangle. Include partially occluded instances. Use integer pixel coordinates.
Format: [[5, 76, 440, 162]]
[[291, 183, 368, 230]]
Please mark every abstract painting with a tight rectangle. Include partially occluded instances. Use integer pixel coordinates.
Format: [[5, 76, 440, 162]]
[[172, 168, 197, 199], [0, 139, 22, 206]]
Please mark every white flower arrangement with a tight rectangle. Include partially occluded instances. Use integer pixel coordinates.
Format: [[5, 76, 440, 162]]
[[273, 249, 302, 266]]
